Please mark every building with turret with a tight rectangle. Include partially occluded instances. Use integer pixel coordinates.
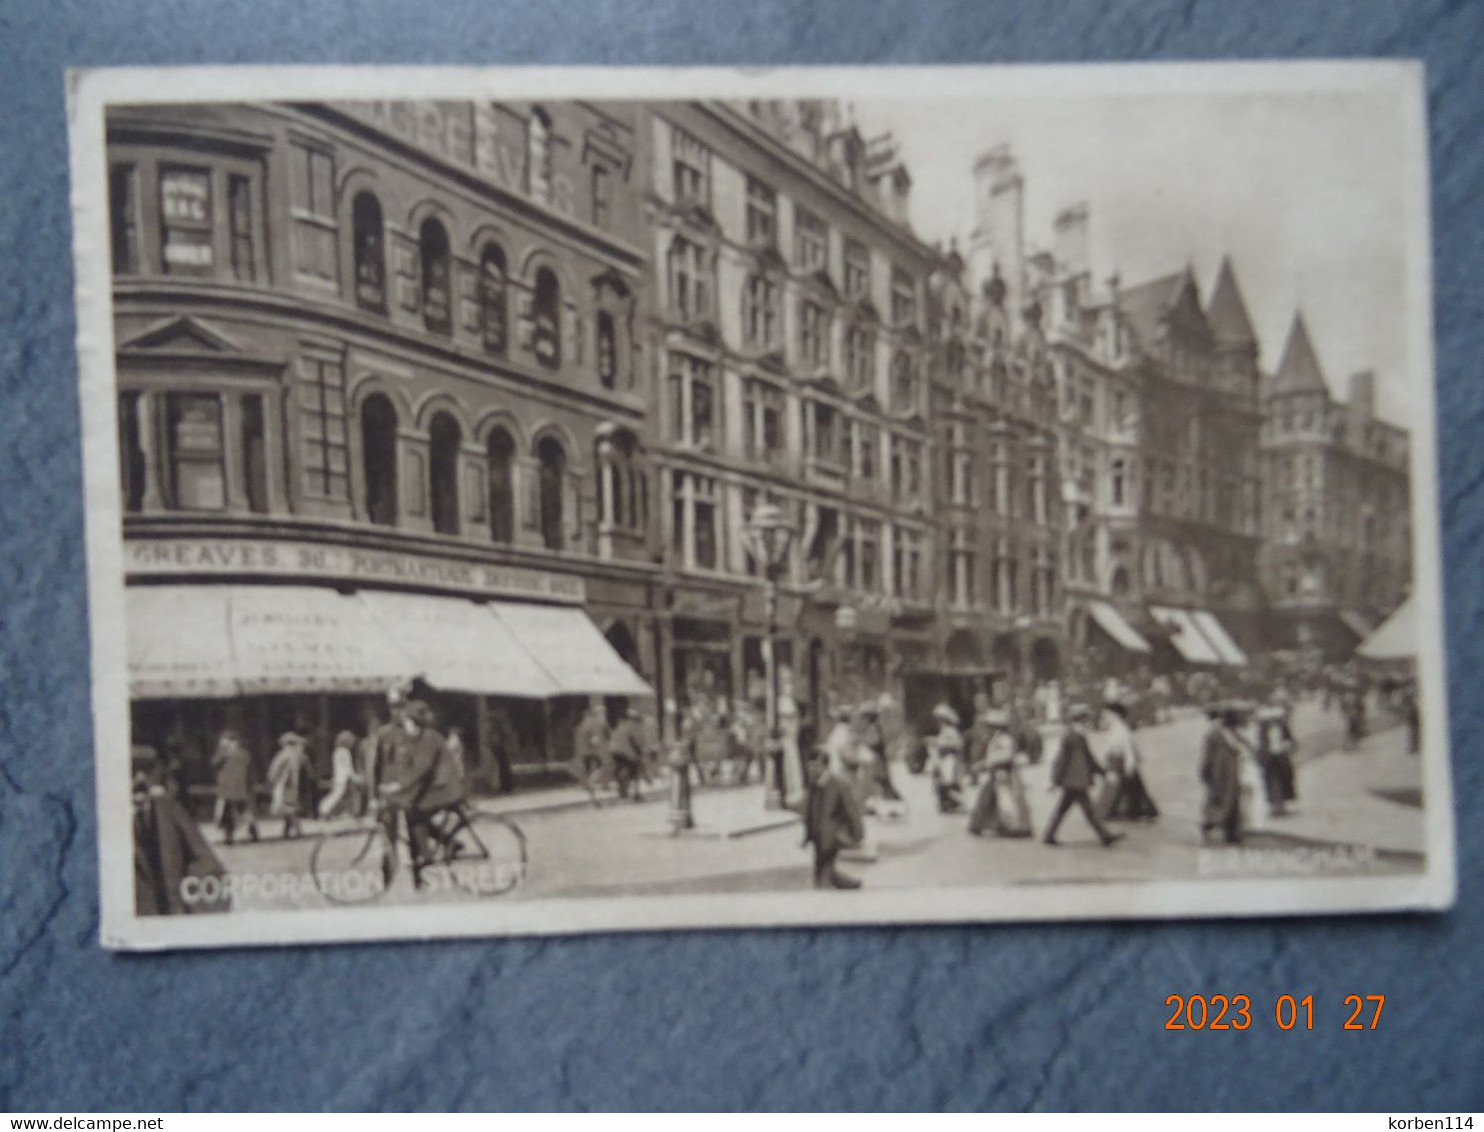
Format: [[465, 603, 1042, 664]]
[[1258, 314, 1411, 657]]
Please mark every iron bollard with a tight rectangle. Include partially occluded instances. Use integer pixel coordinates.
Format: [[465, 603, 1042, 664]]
[[666, 742, 694, 834]]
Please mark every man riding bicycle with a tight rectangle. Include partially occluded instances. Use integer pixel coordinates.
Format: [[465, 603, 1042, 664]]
[[376, 699, 467, 887]]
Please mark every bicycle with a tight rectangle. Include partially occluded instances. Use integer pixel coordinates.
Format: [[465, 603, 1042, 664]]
[[309, 800, 527, 906]]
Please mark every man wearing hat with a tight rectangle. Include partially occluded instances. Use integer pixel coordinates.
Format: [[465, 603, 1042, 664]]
[[378, 699, 463, 885], [1254, 705, 1297, 817], [359, 682, 410, 817], [607, 705, 647, 802], [802, 746, 864, 890], [1043, 704, 1121, 847], [133, 745, 229, 916], [266, 731, 313, 840], [210, 727, 257, 845], [1199, 701, 1247, 844]]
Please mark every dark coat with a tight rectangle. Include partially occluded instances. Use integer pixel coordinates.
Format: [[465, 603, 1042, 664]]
[[803, 773, 864, 858], [211, 737, 253, 803], [1050, 728, 1103, 792], [1200, 726, 1243, 827], [134, 792, 229, 916], [608, 718, 644, 761], [383, 726, 462, 812]]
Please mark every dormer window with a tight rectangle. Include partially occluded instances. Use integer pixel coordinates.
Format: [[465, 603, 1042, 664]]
[[672, 126, 710, 207], [795, 206, 828, 272], [745, 177, 777, 246], [890, 267, 916, 326]]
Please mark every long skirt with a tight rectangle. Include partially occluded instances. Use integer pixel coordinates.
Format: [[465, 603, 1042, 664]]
[[1102, 757, 1159, 821], [1263, 753, 1297, 806], [969, 767, 1032, 837]]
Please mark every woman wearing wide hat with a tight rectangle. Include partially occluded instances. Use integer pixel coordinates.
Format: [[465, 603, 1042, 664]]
[[929, 703, 965, 814], [1099, 700, 1159, 821], [968, 707, 1032, 837]]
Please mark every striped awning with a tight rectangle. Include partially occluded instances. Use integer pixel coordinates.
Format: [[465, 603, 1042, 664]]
[[1189, 610, 1248, 666], [1086, 600, 1151, 653], [1149, 605, 1224, 666]]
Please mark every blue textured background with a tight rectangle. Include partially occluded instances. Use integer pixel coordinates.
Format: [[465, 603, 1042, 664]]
[[1, 0, 1480, 1112]]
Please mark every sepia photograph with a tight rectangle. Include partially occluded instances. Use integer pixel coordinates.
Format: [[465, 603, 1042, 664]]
[[67, 63, 1453, 950]]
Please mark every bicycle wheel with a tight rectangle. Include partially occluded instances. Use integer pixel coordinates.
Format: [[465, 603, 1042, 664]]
[[434, 812, 528, 898], [310, 822, 392, 905]]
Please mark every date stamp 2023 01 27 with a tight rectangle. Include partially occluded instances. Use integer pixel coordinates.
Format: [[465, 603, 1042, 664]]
[[1163, 993, 1388, 1031]]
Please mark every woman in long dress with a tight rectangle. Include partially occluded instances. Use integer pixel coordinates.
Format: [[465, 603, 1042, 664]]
[[317, 730, 364, 819], [1199, 705, 1245, 844], [1101, 702, 1159, 821], [929, 703, 964, 813], [968, 709, 1032, 837], [1255, 706, 1298, 817]]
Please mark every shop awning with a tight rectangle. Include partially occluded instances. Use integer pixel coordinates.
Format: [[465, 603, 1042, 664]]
[[1189, 610, 1248, 666], [1357, 596, 1416, 662], [1086, 600, 1151, 653], [1149, 605, 1224, 666], [1340, 609, 1375, 640], [127, 585, 240, 699], [357, 590, 560, 698], [127, 584, 415, 699], [489, 602, 653, 697]]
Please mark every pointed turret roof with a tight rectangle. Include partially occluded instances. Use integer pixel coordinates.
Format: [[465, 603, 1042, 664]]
[[1205, 256, 1257, 347], [1271, 313, 1328, 396]]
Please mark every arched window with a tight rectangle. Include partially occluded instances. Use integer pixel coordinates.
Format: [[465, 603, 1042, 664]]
[[486, 427, 515, 544], [533, 267, 561, 369], [479, 245, 508, 355], [528, 108, 552, 204], [352, 192, 386, 312], [598, 431, 645, 535], [537, 436, 567, 551], [419, 218, 451, 335], [596, 311, 617, 389], [428, 411, 462, 536], [360, 394, 399, 527]]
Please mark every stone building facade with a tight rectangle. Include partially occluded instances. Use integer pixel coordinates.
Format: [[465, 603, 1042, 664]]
[[641, 100, 941, 717], [109, 99, 658, 783], [1258, 314, 1412, 657]]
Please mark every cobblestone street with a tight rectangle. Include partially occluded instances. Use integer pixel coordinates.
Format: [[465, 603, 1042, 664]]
[[203, 698, 1423, 914]]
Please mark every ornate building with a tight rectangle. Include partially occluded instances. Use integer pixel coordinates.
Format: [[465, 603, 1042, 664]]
[[927, 247, 1064, 693], [1258, 314, 1411, 657], [641, 100, 940, 716], [1011, 180, 1264, 674], [110, 99, 656, 784]]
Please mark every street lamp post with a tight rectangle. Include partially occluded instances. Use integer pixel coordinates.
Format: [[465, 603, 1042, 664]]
[[744, 502, 796, 810]]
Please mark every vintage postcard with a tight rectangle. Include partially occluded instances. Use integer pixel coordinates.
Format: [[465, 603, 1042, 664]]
[[66, 63, 1454, 950]]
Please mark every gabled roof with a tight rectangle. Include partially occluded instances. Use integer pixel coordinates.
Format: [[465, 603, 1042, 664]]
[[1205, 256, 1258, 348], [1270, 313, 1329, 396], [1119, 265, 1212, 355], [1116, 270, 1185, 354]]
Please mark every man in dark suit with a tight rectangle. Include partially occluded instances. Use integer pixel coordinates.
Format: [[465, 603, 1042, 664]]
[[803, 750, 865, 889], [1043, 704, 1122, 847], [378, 700, 463, 886]]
